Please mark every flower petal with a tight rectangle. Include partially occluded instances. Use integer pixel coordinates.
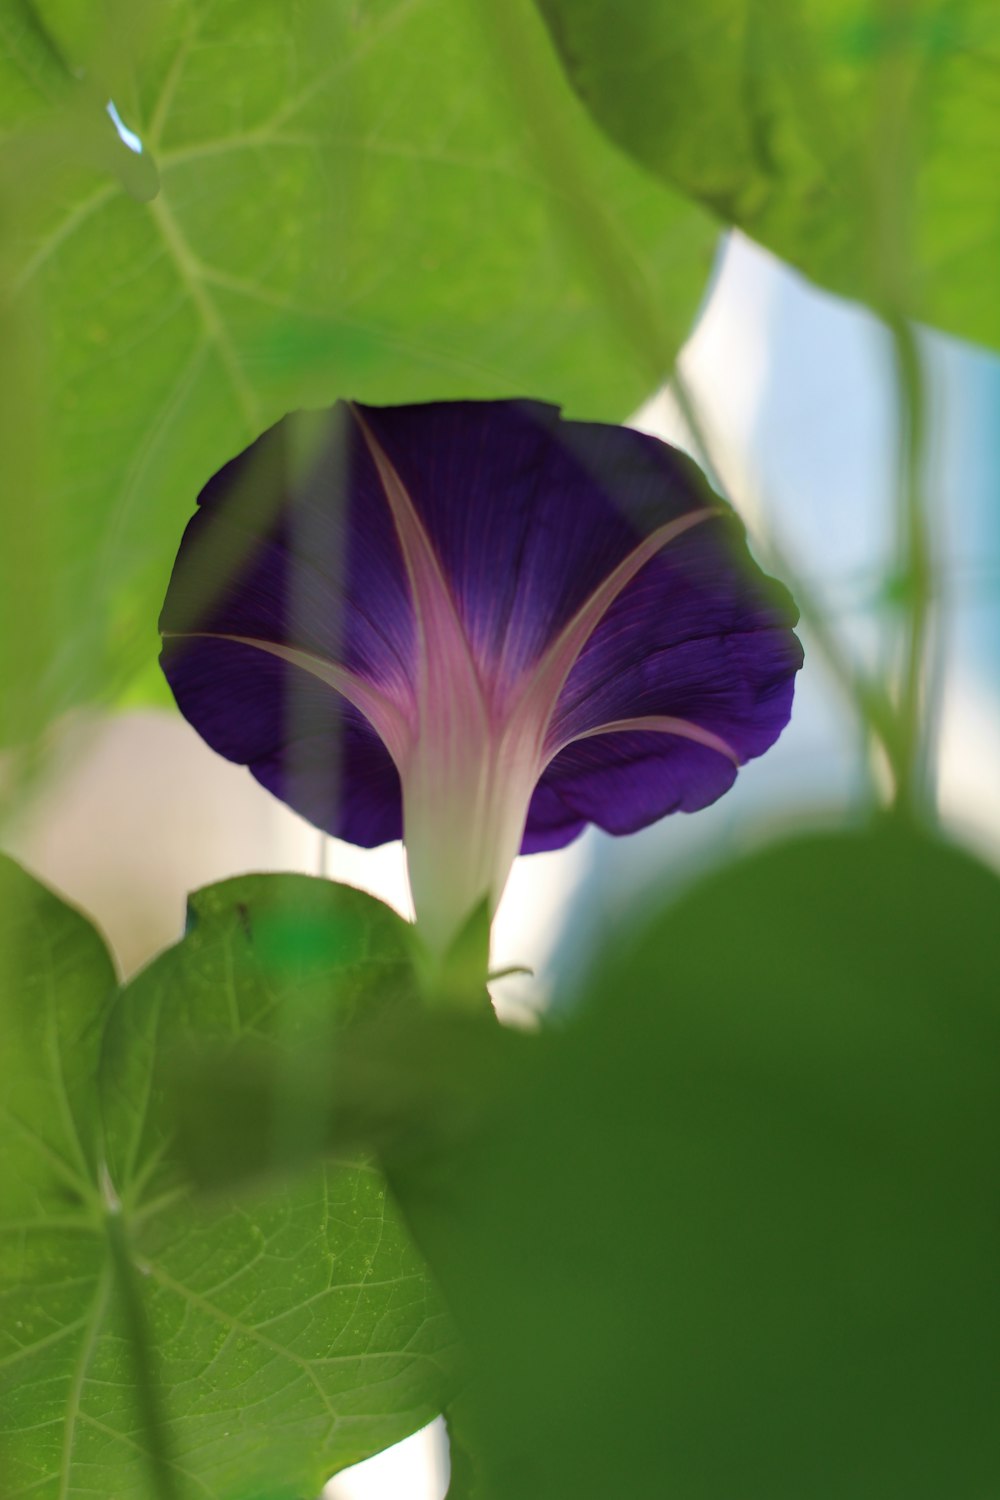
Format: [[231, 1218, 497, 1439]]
[[354, 402, 723, 699], [161, 415, 418, 705], [572, 714, 740, 764], [351, 405, 487, 730], [520, 781, 588, 854], [534, 729, 740, 837], [160, 636, 402, 848], [546, 517, 803, 755], [163, 630, 410, 761], [159, 411, 420, 850], [526, 620, 800, 849]]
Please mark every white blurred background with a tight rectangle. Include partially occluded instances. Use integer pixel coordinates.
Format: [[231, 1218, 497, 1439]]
[[4, 232, 998, 1497]]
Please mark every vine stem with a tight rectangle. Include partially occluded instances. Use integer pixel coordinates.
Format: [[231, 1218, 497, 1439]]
[[885, 315, 932, 818], [865, 0, 935, 820]]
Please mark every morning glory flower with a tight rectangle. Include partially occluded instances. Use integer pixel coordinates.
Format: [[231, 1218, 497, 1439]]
[[160, 400, 802, 953]]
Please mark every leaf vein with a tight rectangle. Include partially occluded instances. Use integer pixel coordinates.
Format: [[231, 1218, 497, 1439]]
[[57, 1264, 112, 1500]]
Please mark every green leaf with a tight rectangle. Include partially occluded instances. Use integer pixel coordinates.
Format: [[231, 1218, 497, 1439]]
[[0, 221, 55, 789], [389, 824, 1000, 1498], [0, 858, 455, 1499], [535, 0, 1000, 349], [0, 0, 715, 735]]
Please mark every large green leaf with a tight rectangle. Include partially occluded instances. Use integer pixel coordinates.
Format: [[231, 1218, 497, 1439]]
[[386, 823, 1000, 1498], [535, 0, 1000, 350], [0, 0, 715, 735], [0, 857, 454, 1498]]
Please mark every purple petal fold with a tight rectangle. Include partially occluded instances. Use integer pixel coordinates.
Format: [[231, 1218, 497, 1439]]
[[160, 637, 402, 847], [168, 417, 416, 701], [357, 403, 734, 698], [537, 731, 739, 836]]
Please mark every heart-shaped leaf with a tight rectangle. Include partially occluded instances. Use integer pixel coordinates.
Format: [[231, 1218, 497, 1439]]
[[0, 0, 716, 735], [0, 856, 455, 1499]]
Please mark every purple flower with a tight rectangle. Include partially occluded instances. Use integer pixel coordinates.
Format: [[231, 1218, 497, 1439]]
[[160, 401, 802, 951]]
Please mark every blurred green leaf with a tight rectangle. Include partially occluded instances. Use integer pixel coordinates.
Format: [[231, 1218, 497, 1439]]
[[389, 823, 1000, 1498], [0, 216, 54, 771], [0, 0, 715, 737], [0, 858, 454, 1498], [535, 0, 1000, 349]]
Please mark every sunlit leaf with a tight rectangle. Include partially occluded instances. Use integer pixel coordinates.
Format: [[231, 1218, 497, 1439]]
[[0, 857, 454, 1498], [0, 0, 715, 734], [535, 0, 1000, 349]]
